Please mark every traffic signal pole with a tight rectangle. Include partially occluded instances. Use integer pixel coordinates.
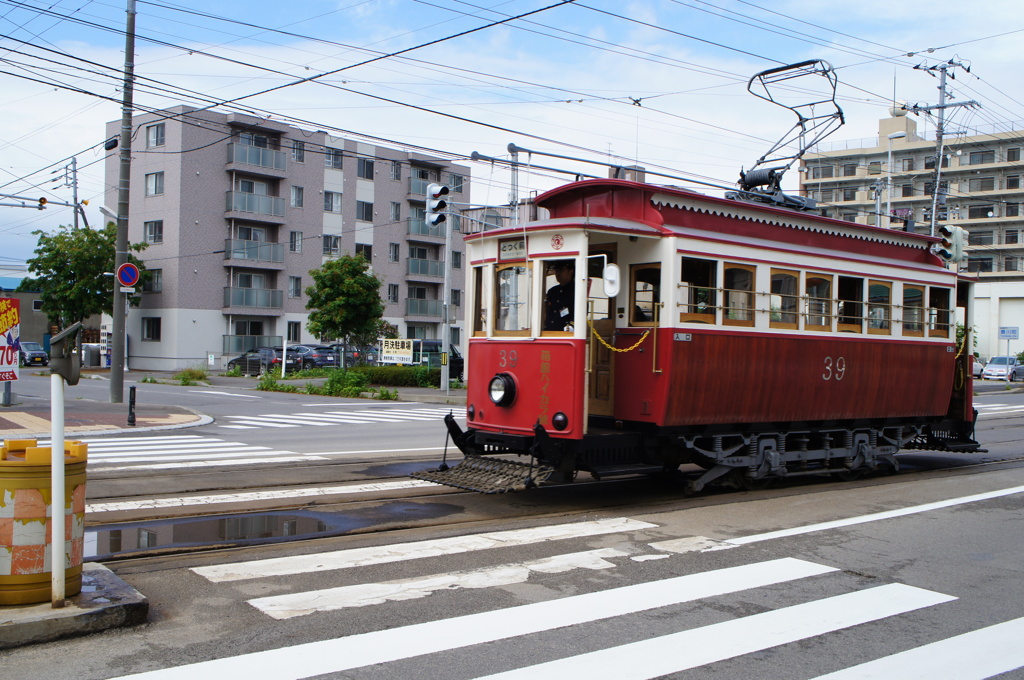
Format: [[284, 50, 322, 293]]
[[111, 0, 137, 404]]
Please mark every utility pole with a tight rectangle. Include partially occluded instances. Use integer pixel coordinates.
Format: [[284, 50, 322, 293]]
[[111, 0, 137, 404], [908, 60, 978, 236]]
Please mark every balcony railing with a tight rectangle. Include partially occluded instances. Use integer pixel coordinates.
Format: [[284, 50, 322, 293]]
[[222, 335, 282, 354], [407, 218, 445, 238], [224, 239, 284, 263], [410, 176, 432, 196], [406, 298, 442, 316], [227, 143, 286, 171], [226, 191, 285, 217], [408, 258, 443, 277], [224, 287, 283, 309]]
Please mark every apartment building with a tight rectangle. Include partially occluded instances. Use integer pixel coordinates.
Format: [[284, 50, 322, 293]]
[[800, 113, 1024, 358], [103, 106, 470, 371]]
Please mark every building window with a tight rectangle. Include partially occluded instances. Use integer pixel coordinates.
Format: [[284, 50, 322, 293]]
[[867, 162, 881, 175], [290, 186, 304, 208], [289, 276, 302, 298], [842, 163, 857, 177], [325, 146, 344, 169], [1008, 176, 1020, 190], [355, 243, 372, 261], [291, 140, 304, 162], [142, 269, 162, 293], [902, 158, 915, 172], [968, 205, 994, 219], [969, 150, 995, 165], [324, 191, 342, 213], [924, 181, 948, 197], [239, 132, 270, 148], [146, 123, 165, 148], [390, 201, 401, 223], [451, 251, 462, 269], [968, 177, 995, 192], [967, 258, 994, 273], [357, 158, 374, 179], [840, 212, 857, 222], [1007, 204, 1020, 218], [391, 160, 402, 180], [1008, 148, 1021, 162], [287, 321, 301, 342], [389, 242, 400, 262], [842, 188, 856, 201], [289, 231, 303, 253], [141, 317, 161, 341], [810, 165, 833, 179], [451, 289, 462, 307], [145, 172, 164, 196], [968, 231, 994, 246], [138, 529, 157, 548], [356, 200, 373, 222], [32, 300, 43, 312], [143, 220, 163, 243], [323, 235, 340, 256], [450, 174, 464, 193], [901, 184, 914, 197], [1006, 257, 1022, 272], [1006, 229, 1020, 244], [387, 284, 399, 303]]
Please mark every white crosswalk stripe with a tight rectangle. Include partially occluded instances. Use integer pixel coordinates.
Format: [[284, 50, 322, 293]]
[[66, 435, 326, 471], [105, 500, 1024, 680], [975, 402, 1024, 418], [219, 407, 463, 429]]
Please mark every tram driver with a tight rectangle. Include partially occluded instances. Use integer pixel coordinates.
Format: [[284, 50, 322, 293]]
[[544, 260, 575, 331]]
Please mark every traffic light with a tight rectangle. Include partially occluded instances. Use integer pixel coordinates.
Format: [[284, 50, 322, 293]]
[[936, 224, 966, 263], [50, 322, 82, 386], [37, 197, 47, 210], [425, 183, 449, 226]]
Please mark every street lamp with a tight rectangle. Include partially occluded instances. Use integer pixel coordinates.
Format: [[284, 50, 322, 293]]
[[887, 131, 907, 228]]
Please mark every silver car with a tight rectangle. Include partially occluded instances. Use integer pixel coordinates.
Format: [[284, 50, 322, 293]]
[[981, 356, 1022, 381]]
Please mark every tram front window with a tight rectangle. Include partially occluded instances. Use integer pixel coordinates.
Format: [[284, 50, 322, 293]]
[[495, 264, 531, 334], [543, 259, 576, 332]]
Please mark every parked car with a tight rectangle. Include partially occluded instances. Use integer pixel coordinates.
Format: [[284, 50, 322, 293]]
[[226, 347, 299, 375], [415, 339, 464, 381], [981, 356, 1023, 381], [18, 341, 49, 366], [330, 344, 377, 368], [290, 344, 338, 370], [972, 358, 984, 379]]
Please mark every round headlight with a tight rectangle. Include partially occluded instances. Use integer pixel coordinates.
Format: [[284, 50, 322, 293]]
[[552, 412, 569, 431], [488, 373, 516, 407]]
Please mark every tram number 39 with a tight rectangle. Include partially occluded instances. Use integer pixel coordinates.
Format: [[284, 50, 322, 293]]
[[822, 356, 846, 381], [498, 349, 518, 368]]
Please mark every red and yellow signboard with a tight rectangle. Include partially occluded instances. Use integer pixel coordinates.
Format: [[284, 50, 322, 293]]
[[0, 297, 21, 382]]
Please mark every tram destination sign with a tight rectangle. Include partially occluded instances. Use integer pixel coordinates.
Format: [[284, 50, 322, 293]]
[[999, 327, 1019, 340]]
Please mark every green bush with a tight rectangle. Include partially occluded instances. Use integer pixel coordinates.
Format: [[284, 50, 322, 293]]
[[174, 366, 208, 386], [256, 373, 298, 392], [352, 365, 443, 387]]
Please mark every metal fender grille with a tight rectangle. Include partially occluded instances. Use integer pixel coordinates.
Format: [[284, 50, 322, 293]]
[[412, 456, 554, 494]]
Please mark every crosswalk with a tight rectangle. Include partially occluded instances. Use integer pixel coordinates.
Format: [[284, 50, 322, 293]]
[[218, 406, 463, 429], [975, 402, 1024, 419], [69, 435, 326, 472], [104, 512, 1024, 680]]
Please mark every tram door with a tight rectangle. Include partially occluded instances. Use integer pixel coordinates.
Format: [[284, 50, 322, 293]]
[[587, 245, 617, 417]]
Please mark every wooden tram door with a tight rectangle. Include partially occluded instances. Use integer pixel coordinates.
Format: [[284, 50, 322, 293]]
[[587, 245, 617, 418]]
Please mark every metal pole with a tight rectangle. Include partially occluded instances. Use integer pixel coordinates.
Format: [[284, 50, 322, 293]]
[[111, 0, 137, 404], [928, 65, 948, 238], [442, 212, 451, 393], [50, 373, 65, 607], [70, 158, 79, 230], [127, 384, 136, 426]]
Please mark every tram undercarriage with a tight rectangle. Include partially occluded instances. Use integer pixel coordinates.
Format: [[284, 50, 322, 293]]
[[412, 412, 982, 494]]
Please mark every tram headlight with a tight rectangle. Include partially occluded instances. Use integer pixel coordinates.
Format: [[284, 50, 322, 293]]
[[488, 373, 516, 407], [552, 412, 569, 431]]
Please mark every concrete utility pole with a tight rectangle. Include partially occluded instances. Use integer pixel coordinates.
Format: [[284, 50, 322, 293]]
[[908, 60, 979, 236], [111, 0, 137, 404]]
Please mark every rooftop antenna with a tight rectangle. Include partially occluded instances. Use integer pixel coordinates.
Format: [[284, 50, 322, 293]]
[[729, 59, 845, 210]]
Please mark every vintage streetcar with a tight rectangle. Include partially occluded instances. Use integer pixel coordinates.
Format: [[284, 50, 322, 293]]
[[414, 61, 982, 494]]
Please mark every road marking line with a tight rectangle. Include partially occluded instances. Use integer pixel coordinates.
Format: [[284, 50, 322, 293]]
[[249, 548, 631, 619], [109, 558, 840, 680], [188, 390, 262, 399], [809, 616, 1024, 679], [726, 484, 1024, 546], [220, 420, 298, 428], [91, 456, 325, 473], [472, 585, 955, 680], [192, 517, 658, 583], [89, 450, 298, 463], [85, 479, 437, 514]]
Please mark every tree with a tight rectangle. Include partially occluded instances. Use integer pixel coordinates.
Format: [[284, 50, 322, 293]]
[[348, 319, 398, 350], [17, 222, 147, 329], [305, 254, 384, 341]]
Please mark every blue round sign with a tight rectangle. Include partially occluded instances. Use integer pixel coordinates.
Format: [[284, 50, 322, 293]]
[[116, 263, 140, 287]]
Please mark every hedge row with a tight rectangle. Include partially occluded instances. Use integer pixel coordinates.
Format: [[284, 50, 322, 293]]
[[349, 364, 444, 387]]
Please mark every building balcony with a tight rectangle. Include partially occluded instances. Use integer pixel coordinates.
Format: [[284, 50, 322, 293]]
[[224, 239, 285, 264], [225, 191, 285, 222], [224, 287, 283, 309], [223, 335, 283, 354], [407, 218, 445, 239], [407, 258, 443, 278], [406, 298, 442, 316], [226, 143, 287, 177], [409, 176, 431, 197]]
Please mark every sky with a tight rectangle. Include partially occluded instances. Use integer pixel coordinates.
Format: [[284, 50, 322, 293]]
[[1, 0, 1022, 272]]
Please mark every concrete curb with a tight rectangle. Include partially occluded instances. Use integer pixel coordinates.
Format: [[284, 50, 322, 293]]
[[0, 563, 149, 650]]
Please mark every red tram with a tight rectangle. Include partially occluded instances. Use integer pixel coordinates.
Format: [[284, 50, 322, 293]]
[[416, 177, 981, 493]]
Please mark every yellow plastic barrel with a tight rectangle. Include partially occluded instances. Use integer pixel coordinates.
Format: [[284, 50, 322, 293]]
[[0, 439, 88, 606]]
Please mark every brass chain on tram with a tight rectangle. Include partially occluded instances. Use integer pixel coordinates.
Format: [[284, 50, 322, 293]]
[[954, 331, 968, 391], [586, 318, 650, 353]]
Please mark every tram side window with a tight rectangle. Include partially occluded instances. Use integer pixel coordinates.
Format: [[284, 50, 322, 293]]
[[837, 276, 864, 333], [680, 257, 716, 323], [472, 266, 485, 335], [903, 285, 925, 337], [723, 263, 755, 327], [586, 250, 615, 321], [805, 274, 832, 331], [630, 263, 661, 325], [867, 280, 892, 334], [929, 287, 951, 338], [494, 264, 531, 335], [770, 269, 799, 329]]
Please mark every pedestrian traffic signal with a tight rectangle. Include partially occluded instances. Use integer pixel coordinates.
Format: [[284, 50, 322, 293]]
[[936, 224, 966, 263], [425, 183, 449, 226]]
